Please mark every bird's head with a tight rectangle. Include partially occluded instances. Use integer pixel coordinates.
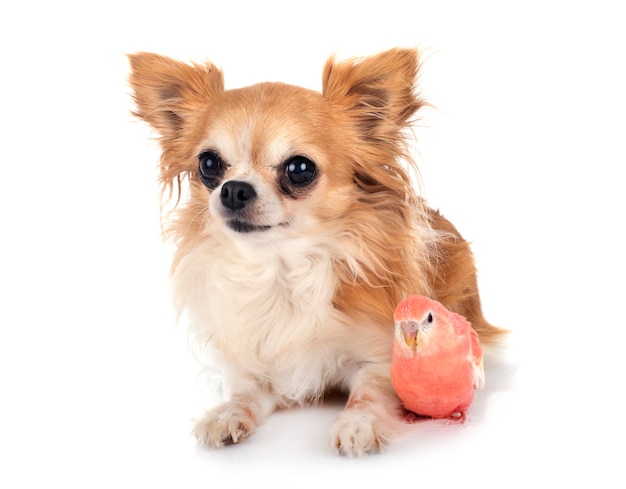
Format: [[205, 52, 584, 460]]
[[393, 295, 447, 351], [396, 310, 434, 349]]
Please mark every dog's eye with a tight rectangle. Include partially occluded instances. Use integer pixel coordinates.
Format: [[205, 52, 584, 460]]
[[198, 151, 224, 189], [285, 156, 316, 186]]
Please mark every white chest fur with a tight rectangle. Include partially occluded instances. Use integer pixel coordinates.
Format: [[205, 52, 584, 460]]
[[172, 230, 360, 403]]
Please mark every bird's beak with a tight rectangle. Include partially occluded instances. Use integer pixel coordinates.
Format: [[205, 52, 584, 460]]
[[400, 320, 418, 349]]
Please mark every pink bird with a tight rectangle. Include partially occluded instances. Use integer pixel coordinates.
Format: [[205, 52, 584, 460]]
[[391, 295, 485, 421]]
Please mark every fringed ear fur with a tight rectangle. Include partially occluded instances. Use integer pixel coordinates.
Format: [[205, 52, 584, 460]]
[[128, 53, 225, 206], [321, 48, 424, 144], [127, 52, 224, 141]]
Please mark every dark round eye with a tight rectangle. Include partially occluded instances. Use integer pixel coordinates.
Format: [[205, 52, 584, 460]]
[[285, 156, 316, 186], [426, 312, 434, 324], [198, 151, 224, 188]]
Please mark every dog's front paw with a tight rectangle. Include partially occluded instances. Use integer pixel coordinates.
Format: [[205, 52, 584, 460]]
[[193, 402, 257, 448], [330, 410, 387, 457]]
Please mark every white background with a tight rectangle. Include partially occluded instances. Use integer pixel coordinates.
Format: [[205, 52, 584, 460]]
[[1, 1, 625, 487]]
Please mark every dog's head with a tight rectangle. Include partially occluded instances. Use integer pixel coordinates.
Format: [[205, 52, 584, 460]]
[[128, 49, 425, 242]]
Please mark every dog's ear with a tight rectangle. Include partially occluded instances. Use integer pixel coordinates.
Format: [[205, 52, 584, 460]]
[[127, 52, 224, 140], [322, 48, 424, 142]]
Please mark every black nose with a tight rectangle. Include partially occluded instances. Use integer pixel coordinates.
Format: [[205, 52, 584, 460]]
[[220, 181, 257, 211]]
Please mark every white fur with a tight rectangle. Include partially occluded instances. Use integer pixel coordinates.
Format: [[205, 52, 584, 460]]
[[173, 224, 392, 407]]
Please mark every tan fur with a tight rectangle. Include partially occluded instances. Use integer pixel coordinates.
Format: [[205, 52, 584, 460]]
[[128, 48, 505, 456]]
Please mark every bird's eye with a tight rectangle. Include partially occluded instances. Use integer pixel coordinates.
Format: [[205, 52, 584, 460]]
[[198, 151, 224, 189], [285, 156, 317, 186], [427, 312, 434, 323]]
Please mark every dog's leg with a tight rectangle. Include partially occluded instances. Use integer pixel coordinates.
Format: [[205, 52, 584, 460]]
[[193, 378, 275, 448], [330, 364, 401, 456]]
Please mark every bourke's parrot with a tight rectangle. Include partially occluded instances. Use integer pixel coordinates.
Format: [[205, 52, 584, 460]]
[[391, 295, 485, 421]]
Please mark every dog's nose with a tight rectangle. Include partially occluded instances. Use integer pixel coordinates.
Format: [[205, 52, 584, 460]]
[[220, 181, 257, 211]]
